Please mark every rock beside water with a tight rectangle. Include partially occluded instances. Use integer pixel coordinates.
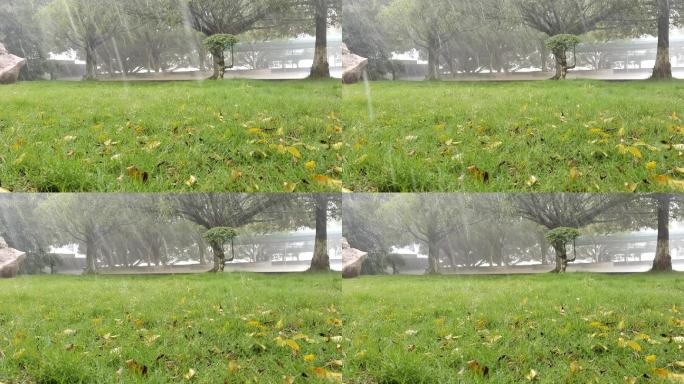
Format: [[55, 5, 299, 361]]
[[342, 44, 368, 85], [0, 237, 26, 278], [0, 42, 26, 84], [342, 238, 367, 279]]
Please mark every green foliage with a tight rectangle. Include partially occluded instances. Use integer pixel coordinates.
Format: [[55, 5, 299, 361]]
[[203, 227, 237, 245], [545, 227, 581, 245], [346, 273, 684, 382], [342, 80, 684, 192], [0, 273, 341, 382], [203, 34, 238, 55], [545, 34, 581, 54], [0, 80, 342, 192], [20, 250, 63, 275]]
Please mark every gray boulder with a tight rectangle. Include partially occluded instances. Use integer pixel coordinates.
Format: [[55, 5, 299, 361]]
[[0, 42, 26, 84], [342, 238, 367, 279], [342, 44, 368, 85], [0, 237, 26, 278]]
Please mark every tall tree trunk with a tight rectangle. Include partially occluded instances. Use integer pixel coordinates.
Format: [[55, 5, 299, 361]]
[[539, 232, 548, 265], [652, 194, 673, 271], [309, 2, 330, 79], [209, 240, 225, 272], [84, 234, 97, 274], [651, 0, 672, 80], [84, 43, 97, 81], [426, 37, 439, 80], [210, 50, 225, 80], [426, 236, 439, 274], [198, 242, 206, 266], [309, 199, 330, 272], [551, 241, 568, 273], [552, 49, 568, 80], [540, 40, 548, 72]]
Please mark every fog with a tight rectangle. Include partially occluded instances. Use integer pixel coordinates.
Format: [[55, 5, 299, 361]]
[[1, 0, 341, 81], [343, 193, 684, 275], [343, 0, 684, 81], [0, 194, 341, 275]]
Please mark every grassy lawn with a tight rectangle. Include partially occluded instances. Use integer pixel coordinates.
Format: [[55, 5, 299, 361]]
[[0, 80, 343, 192], [0, 273, 342, 383], [344, 274, 684, 383], [343, 80, 684, 192]]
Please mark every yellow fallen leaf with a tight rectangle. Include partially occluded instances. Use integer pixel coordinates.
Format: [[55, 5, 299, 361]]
[[645, 355, 657, 363], [669, 179, 684, 190], [467, 360, 489, 377], [304, 354, 315, 362], [646, 161, 658, 171], [570, 167, 579, 181], [230, 170, 243, 181], [313, 175, 343, 190], [282, 182, 297, 193], [526, 368, 537, 381], [247, 320, 265, 328], [126, 359, 148, 376], [286, 146, 302, 159], [569, 361, 581, 375], [628, 146, 643, 159], [286, 339, 300, 351], [305, 160, 316, 171], [185, 175, 197, 187], [184, 368, 196, 380], [626, 340, 642, 352], [145, 141, 161, 150], [0, 187, 9, 193], [282, 376, 295, 384], [527, 176, 538, 187], [330, 359, 344, 367]]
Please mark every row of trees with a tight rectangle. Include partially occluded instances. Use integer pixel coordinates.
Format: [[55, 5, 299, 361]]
[[343, 0, 683, 80], [0, 194, 339, 274], [0, 0, 340, 80], [343, 194, 680, 275]]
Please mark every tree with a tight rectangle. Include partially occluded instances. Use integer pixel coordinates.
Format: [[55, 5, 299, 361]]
[[305, 0, 340, 79], [383, 194, 470, 274], [343, 194, 393, 274], [203, 227, 238, 265], [545, 34, 580, 80], [169, 194, 285, 272], [203, 34, 238, 79], [514, 0, 636, 78], [513, 194, 632, 273], [0, 0, 51, 80], [651, 193, 673, 271], [41, 0, 128, 80], [545, 227, 581, 272], [342, 0, 395, 79], [182, 0, 284, 79], [308, 194, 334, 271], [37, 195, 135, 274], [381, 0, 462, 80], [650, 0, 677, 80]]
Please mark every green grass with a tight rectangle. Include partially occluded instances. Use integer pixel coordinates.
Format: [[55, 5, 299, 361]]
[[344, 273, 684, 383], [343, 80, 684, 192], [0, 80, 343, 192], [0, 273, 342, 383]]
